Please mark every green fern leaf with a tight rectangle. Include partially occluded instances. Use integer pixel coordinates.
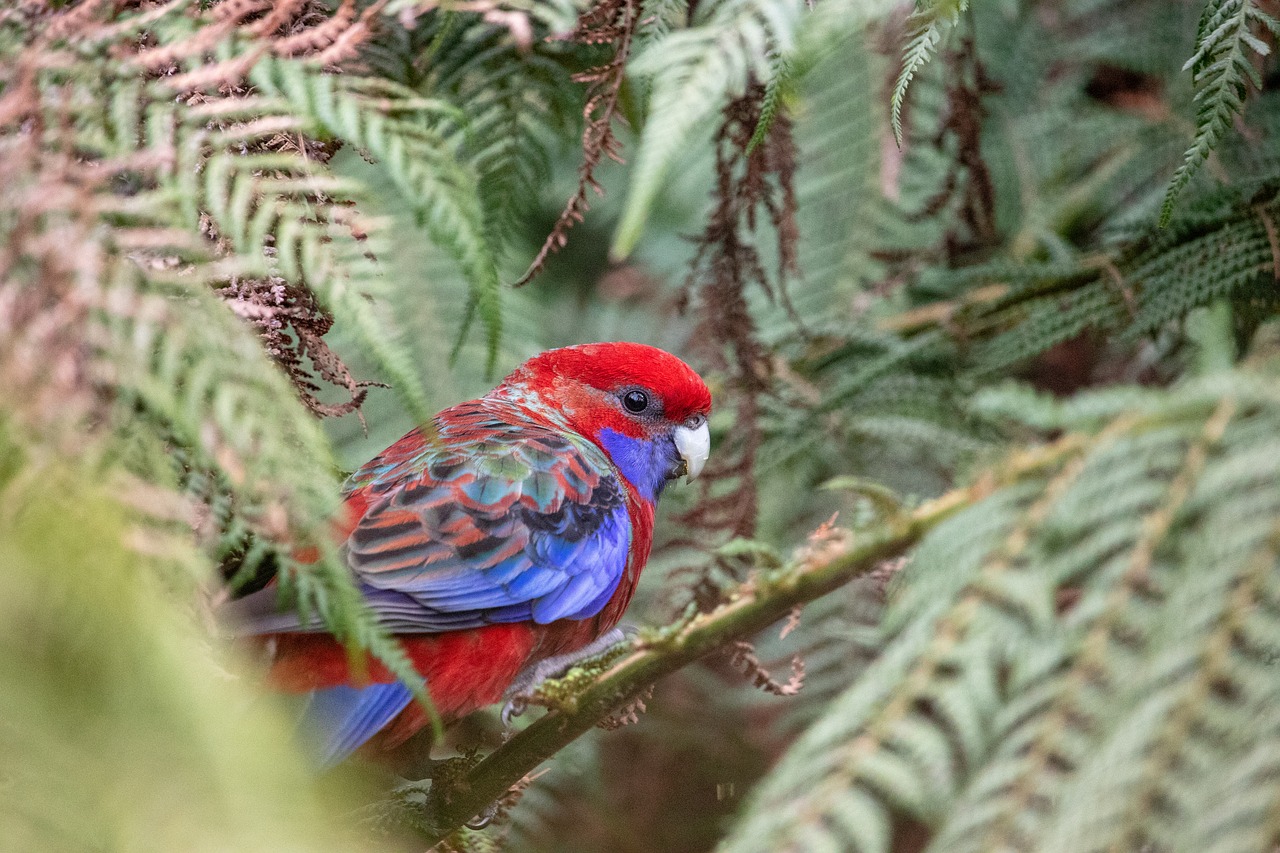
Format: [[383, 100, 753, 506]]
[[725, 370, 1280, 852], [890, 0, 967, 147], [746, 52, 791, 155], [612, 0, 803, 258], [1161, 0, 1280, 225], [250, 59, 504, 373]]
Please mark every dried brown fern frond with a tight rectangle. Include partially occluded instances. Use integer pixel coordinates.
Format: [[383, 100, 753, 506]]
[[0, 135, 111, 439], [0, 0, 441, 706], [722, 640, 805, 696], [219, 279, 386, 422], [597, 684, 656, 730], [514, 0, 641, 287], [133, 0, 382, 77], [900, 32, 1001, 260], [666, 82, 800, 612], [2, 0, 391, 422]]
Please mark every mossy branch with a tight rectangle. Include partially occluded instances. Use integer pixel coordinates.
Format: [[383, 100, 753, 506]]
[[416, 436, 1085, 844]]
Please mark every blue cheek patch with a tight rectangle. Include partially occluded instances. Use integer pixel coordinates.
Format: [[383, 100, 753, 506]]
[[597, 428, 675, 503]]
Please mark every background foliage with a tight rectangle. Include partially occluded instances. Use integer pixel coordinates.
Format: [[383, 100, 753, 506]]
[[4, 0, 1280, 851]]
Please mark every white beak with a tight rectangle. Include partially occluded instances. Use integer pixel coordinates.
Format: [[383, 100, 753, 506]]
[[673, 418, 711, 482]]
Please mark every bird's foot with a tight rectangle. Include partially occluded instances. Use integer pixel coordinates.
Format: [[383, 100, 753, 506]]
[[501, 626, 636, 728]]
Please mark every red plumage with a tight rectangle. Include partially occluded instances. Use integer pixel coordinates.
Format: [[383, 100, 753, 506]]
[[245, 342, 710, 760], [511, 341, 712, 439]]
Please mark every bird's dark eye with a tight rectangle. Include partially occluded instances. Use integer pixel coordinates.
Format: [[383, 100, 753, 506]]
[[622, 389, 650, 414]]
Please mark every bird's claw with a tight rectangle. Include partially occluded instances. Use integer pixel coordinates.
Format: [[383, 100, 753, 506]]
[[465, 801, 501, 829], [500, 696, 527, 729], [500, 626, 635, 728]]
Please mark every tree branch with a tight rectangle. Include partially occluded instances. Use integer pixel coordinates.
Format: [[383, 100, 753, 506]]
[[417, 437, 1085, 844]]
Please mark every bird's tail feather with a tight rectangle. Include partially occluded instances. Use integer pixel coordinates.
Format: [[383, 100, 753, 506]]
[[303, 681, 415, 766]]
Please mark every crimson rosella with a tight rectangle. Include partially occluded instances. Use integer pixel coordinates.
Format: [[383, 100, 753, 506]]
[[230, 342, 712, 764]]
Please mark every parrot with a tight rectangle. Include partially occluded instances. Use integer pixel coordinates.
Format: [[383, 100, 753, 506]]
[[228, 342, 712, 765]]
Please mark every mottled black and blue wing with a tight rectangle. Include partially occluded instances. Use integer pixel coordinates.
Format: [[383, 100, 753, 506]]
[[337, 401, 631, 631]]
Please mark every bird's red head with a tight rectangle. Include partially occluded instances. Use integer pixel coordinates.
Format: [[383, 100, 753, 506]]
[[498, 342, 712, 501]]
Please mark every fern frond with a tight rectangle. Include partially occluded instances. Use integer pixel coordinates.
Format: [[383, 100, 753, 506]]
[[745, 52, 791, 155], [363, 12, 576, 244], [1161, 0, 1280, 225], [724, 368, 1280, 852], [783, 34, 891, 323], [0, 437, 397, 851], [888, 180, 1280, 377], [890, 1, 968, 147], [636, 0, 691, 46], [247, 59, 504, 373], [612, 0, 803, 257], [0, 1, 458, 720], [100, 234, 434, 719]]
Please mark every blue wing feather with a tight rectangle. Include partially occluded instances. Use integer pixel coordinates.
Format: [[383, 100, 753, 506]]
[[228, 400, 636, 637], [304, 682, 414, 766], [345, 401, 632, 630]]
